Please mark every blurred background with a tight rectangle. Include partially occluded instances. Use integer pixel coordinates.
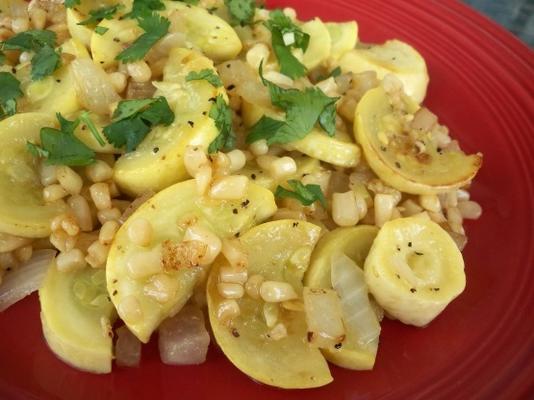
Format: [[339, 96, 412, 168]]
[[463, 0, 534, 46]]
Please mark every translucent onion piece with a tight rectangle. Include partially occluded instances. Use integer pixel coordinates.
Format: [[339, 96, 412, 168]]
[[158, 305, 210, 365], [331, 253, 381, 346], [115, 325, 142, 367], [303, 287, 345, 348], [71, 59, 120, 115], [0, 249, 56, 312]]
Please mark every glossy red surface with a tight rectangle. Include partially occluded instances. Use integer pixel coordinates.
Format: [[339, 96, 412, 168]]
[[1, 1, 533, 399]]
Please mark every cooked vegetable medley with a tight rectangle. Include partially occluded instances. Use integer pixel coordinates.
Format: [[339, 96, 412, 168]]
[[0, 0, 483, 388]]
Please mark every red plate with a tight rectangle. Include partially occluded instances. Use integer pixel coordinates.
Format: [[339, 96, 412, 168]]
[[1, 1, 533, 399]]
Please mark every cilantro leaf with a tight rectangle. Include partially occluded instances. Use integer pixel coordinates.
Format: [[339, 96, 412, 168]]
[[94, 26, 109, 35], [78, 5, 122, 26], [224, 0, 256, 26], [103, 97, 174, 152], [247, 64, 338, 145], [31, 45, 61, 80], [264, 9, 309, 79], [128, 0, 166, 19], [176, 0, 200, 4], [2, 30, 56, 51], [208, 94, 235, 153], [116, 14, 170, 62], [27, 113, 96, 166], [0, 72, 22, 119], [275, 180, 327, 208], [0, 50, 6, 64], [64, 0, 81, 8], [1, 30, 60, 80], [185, 69, 223, 87]]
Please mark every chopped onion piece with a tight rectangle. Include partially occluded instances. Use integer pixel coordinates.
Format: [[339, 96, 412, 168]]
[[71, 59, 120, 115], [0, 249, 56, 312], [303, 287, 345, 348], [158, 305, 210, 365], [115, 325, 142, 367], [331, 253, 381, 346]]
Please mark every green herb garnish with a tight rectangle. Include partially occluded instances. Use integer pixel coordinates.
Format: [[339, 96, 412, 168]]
[[64, 0, 81, 8], [103, 97, 174, 152], [264, 9, 309, 79], [27, 113, 96, 166], [0, 72, 22, 119], [208, 94, 235, 153], [78, 5, 122, 26], [275, 180, 327, 207], [1, 30, 60, 80], [247, 63, 338, 145], [185, 69, 223, 87], [224, 0, 256, 26], [116, 14, 170, 62]]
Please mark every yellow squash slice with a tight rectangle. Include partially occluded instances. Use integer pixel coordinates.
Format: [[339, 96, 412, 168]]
[[354, 86, 482, 195], [326, 21, 358, 60], [301, 18, 331, 70], [107, 180, 277, 343], [305, 226, 379, 370], [0, 113, 67, 238], [19, 64, 81, 116], [339, 40, 429, 103], [207, 220, 332, 389], [40, 262, 116, 373], [113, 48, 224, 196], [364, 216, 466, 327]]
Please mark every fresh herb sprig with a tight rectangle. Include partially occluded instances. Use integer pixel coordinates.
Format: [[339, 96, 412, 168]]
[[27, 113, 96, 166], [208, 94, 235, 153], [185, 69, 223, 87], [225, 0, 256, 27], [275, 180, 327, 207], [116, 14, 170, 62], [247, 63, 338, 145], [0, 72, 22, 119], [103, 97, 175, 152], [1, 30, 61, 80], [265, 9, 309, 79]]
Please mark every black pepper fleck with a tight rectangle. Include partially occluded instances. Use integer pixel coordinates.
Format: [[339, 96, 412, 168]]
[[232, 208, 238, 214], [415, 251, 424, 256], [408, 241, 412, 247], [334, 343, 342, 349], [292, 222, 299, 227], [113, 38, 120, 43], [153, 147, 159, 153], [187, 120, 194, 127], [231, 328, 240, 337], [395, 161, 401, 169], [251, 173, 256, 180], [410, 288, 417, 293], [112, 290, 118, 296], [227, 84, 235, 91]]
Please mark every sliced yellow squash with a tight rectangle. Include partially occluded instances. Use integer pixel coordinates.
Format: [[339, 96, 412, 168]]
[[354, 86, 482, 194], [113, 48, 224, 196], [207, 219, 332, 389], [66, 8, 93, 48], [0, 113, 67, 238], [339, 40, 429, 103], [19, 64, 81, 116], [364, 216, 466, 326], [164, 1, 242, 62], [40, 262, 116, 373], [301, 18, 331, 70], [107, 180, 277, 343], [305, 226, 379, 370], [326, 21, 358, 60]]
